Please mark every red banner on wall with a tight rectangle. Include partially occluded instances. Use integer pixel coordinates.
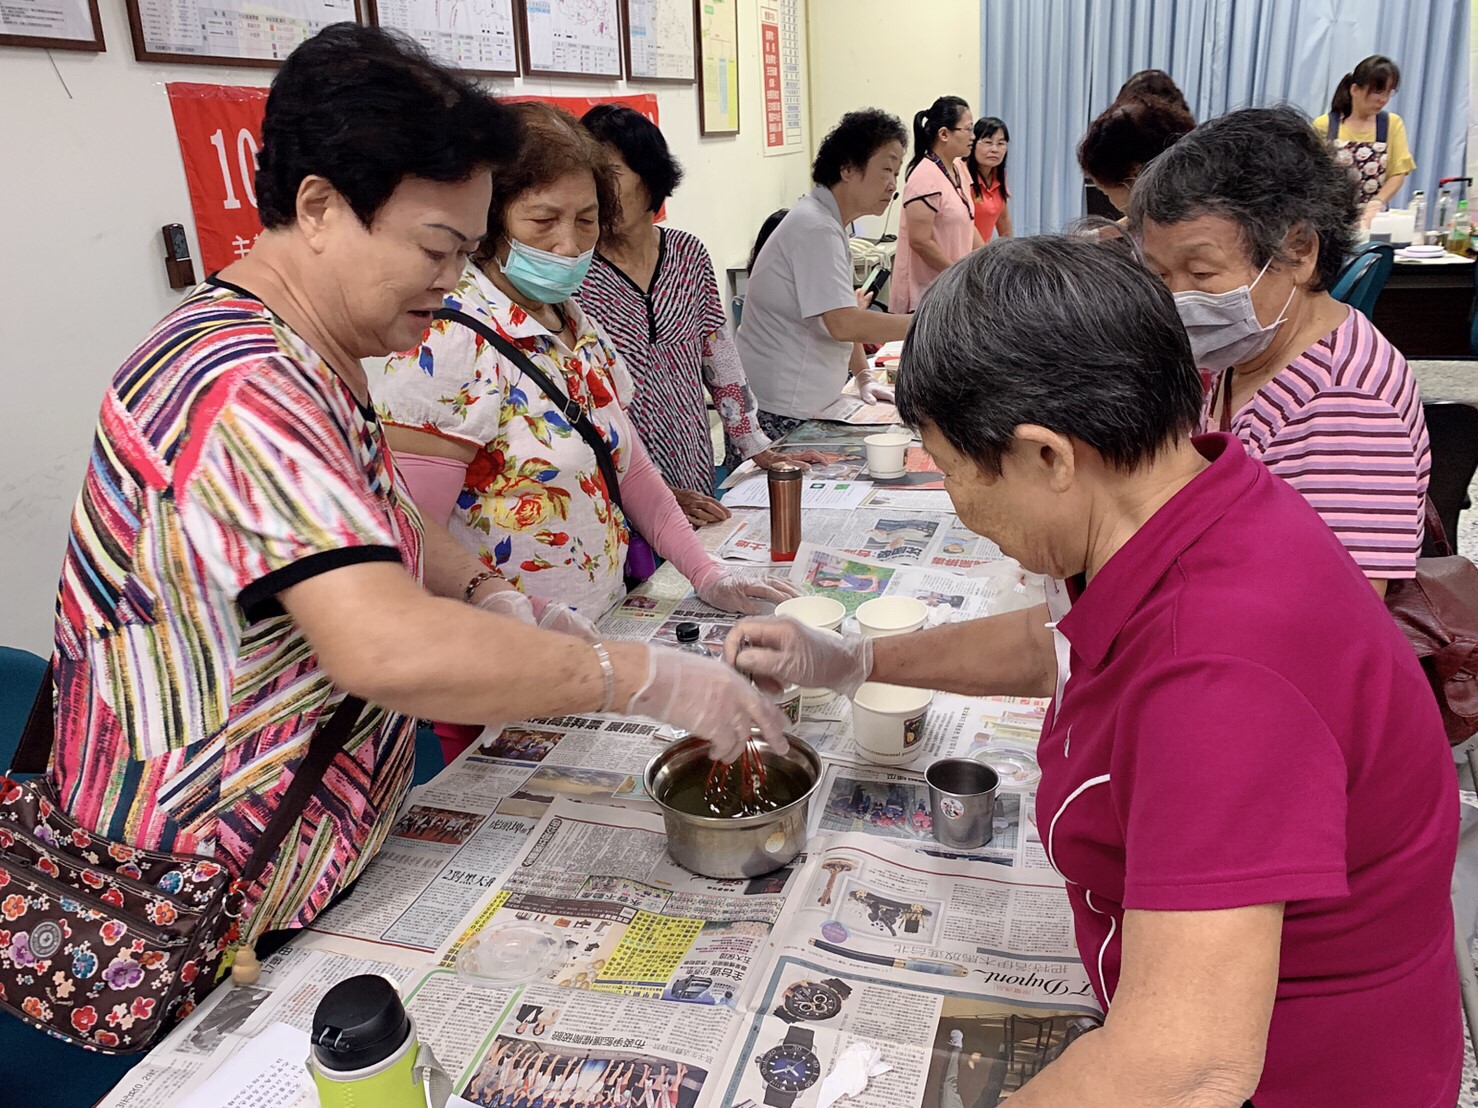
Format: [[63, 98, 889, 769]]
[[167, 84, 663, 273], [166, 83, 270, 274], [760, 17, 783, 149]]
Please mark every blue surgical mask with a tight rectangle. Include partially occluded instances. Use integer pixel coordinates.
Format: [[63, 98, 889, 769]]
[[500, 236, 594, 303]]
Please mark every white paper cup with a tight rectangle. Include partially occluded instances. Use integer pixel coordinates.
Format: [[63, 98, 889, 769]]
[[864, 433, 910, 478], [851, 682, 934, 765], [856, 596, 928, 638], [773, 684, 802, 724], [775, 595, 846, 632]]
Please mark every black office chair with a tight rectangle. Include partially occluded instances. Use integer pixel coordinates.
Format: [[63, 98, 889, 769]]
[[1423, 400, 1478, 554]]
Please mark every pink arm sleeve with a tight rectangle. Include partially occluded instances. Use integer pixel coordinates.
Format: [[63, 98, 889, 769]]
[[394, 453, 468, 528], [619, 435, 724, 592]]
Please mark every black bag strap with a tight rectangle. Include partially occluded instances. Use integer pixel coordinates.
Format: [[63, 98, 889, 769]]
[[434, 308, 624, 516], [1327, 111, 1341, 140], [238, 693, 364, 886], [11, 661, 56, 775], [1376, 111, 1388, 145], [10, 659, 363, 888]]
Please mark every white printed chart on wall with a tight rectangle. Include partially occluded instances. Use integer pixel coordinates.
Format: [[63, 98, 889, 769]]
[[126, 0, 360, 66], [369, 0, 519, 75], [619, 0, 694, 83], [516, 0, 621, 78], [696, 0, 739, 135], [759, 0, 801, 155], [0, 0, 104, 51]]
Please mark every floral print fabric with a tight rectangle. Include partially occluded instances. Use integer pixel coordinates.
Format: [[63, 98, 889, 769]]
[[377, 265, 639, 616]]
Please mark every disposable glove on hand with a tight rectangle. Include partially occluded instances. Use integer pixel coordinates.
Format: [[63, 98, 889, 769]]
[[626, 646, 790, 762], [724, 617, 874, 699]]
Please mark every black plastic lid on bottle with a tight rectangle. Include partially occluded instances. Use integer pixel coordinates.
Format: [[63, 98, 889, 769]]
[[674, 621, 701, 643], [311, 974, 411, 1071]]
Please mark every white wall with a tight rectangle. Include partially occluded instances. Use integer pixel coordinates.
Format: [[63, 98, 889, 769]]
[[0, 1, 813, 654], [806, 0, 981, 239]]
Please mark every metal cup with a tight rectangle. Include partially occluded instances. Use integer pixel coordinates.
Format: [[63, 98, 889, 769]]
[[926, 758, 1000, 849]]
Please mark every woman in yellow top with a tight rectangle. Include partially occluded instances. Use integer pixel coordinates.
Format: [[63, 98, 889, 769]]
[[1314, 55, 1415, 226]]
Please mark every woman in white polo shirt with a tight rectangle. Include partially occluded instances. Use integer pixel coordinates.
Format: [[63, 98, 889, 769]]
[[738, 109, 916, 440]]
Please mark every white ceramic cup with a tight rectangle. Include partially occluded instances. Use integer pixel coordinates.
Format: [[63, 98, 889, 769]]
[[851, 682, 934, 765], [856, 595, 928, 638], [864, 433, 910, 478], [775, 595, 846, 632]]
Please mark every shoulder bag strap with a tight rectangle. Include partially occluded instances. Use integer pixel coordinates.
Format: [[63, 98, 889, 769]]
[[11, 660, 56, 775], [238, 693, 366, 887], [433, 308, 624, 515], [1376, 111, 1389, 145], [1327, 111, 1341, 141]]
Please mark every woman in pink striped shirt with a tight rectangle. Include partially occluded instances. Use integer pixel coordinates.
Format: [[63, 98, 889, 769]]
[[1130, 106, 1430, 596]]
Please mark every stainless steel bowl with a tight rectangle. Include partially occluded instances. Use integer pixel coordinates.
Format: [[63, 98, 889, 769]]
[[644, 733, 821, 879]]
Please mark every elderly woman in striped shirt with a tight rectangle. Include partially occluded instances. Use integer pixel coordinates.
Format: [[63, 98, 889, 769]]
[[1132, 106, 1429, 596]]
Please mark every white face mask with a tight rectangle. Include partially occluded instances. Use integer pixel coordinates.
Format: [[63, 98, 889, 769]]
[[1173, 260, 1296, 371]]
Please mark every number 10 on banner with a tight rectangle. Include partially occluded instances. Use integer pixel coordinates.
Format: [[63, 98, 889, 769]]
[[166, 83, 271, 272]]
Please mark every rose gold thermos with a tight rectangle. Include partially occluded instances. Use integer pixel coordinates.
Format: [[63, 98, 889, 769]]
[[768, 463, 803, 562]]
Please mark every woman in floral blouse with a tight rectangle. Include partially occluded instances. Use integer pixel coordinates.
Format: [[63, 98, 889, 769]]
[[376, 103, 793, 625], [577, 105, 826, 525]]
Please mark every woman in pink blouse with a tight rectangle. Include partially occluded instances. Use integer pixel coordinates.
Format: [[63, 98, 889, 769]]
[[1132, 106, 1430, 596], [891, 95, 983, 313]]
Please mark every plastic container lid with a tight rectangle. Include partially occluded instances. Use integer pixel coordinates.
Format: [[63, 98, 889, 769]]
[[311, 973, 410, 1071], [675, 622, 701, 644], [455, 919, 565, 984], [972, 746, 1042, 789]]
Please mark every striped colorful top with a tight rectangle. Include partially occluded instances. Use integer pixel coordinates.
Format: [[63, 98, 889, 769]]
[[578, 227, 769, 493], [1203, 307, 1430, 579], [50, 278, 424, 939]]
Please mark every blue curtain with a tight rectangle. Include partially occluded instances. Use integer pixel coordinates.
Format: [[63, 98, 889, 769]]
[[981, 0, 1469, 235]]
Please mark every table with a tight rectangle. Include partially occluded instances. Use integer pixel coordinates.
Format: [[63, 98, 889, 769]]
[[1373, 255, 1475, 358]]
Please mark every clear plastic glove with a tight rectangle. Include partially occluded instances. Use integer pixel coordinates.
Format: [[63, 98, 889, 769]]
[[696, 573, 801, 616], [626, 646, 789, 762], [724, 616, 873, 699], [855, 372, 894, 405], [475, 587, 537, 625], [531, 597, 601, 642]]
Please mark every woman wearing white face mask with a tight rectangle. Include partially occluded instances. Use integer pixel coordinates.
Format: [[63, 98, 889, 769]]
[[1131, 106, 1430, 598], [374, 103, 796, 757]]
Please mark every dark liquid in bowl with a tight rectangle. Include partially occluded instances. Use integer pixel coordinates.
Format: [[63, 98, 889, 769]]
[[662, 761, 813, 819]]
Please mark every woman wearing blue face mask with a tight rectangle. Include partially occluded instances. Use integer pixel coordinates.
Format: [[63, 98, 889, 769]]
[[1131, 107, 1430, 600], [375, 103, 795, 756]]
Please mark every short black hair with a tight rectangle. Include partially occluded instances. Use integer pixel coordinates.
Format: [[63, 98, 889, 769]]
[[896, 236, 1203, 476], [1127, 106, 1359, 292], [812, 109, 907, 188], [1077, 96, 1195, 189], [581, 104, 683, 213], [255, 23, 519, 229]]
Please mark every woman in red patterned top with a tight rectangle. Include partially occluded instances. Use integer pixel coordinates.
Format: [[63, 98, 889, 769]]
[[577, 105, 825, 525]]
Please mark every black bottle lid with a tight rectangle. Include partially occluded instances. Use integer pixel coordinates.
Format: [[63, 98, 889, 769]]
[[311, 974, 411, 1072], [674, 621, 701, 643]]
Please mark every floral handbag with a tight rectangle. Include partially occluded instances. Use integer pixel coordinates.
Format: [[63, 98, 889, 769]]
[[0, 664, 362, 1053]]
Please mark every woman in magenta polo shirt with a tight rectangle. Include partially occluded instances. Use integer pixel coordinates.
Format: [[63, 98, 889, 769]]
[[726, 237, 1459, 1107]]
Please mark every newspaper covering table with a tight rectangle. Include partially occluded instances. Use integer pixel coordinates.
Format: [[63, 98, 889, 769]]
[[101, 420, 1092, 1108]]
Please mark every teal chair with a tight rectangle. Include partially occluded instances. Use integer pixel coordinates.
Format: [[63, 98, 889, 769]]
[[1329, 242, 1395, 318], [0, 646, 46, 775]]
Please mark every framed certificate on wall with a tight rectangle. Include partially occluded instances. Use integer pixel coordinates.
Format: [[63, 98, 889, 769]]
[[125, 0, 361, 68], [620, 0, 695, 83], [1, 0, 104, 51], [516, 0, 622, 79], [696, 0, 739, 135]]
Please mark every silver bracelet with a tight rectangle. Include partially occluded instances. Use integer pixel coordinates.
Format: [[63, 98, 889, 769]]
[[591, 641, 616, 713]]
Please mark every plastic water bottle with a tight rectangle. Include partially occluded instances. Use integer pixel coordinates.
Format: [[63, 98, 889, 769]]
[[1410, 190, 1426, 245], [1451, 201, 1471, 257], [674, 622, 708, 657]]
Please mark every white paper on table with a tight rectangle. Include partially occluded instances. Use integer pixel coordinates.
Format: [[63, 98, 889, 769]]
[[722, 474, 872, 511], [175, 1022, 312, 1108]]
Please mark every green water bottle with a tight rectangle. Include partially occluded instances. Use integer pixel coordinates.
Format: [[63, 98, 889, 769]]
[[308, 974, 450, 1108]]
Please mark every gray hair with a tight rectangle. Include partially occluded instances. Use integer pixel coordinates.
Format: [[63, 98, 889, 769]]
[[1125, 106, 1359, 291], [895, 235, 1204, 475]]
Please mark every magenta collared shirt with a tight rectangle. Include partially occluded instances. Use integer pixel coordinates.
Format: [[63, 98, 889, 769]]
[[1035, 434, 1459, 1107]]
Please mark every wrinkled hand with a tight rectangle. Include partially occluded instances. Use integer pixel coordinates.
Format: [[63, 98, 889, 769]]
[[724, 616, 873, 699], [856, 372, 895, 406], [672, 486, 732, 526], [475, 587, 537, 624], [626, 646, 789, 761], [751, 448, 832, 470], [531, 597, 601, 642], [697, 573, 800, 616]]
